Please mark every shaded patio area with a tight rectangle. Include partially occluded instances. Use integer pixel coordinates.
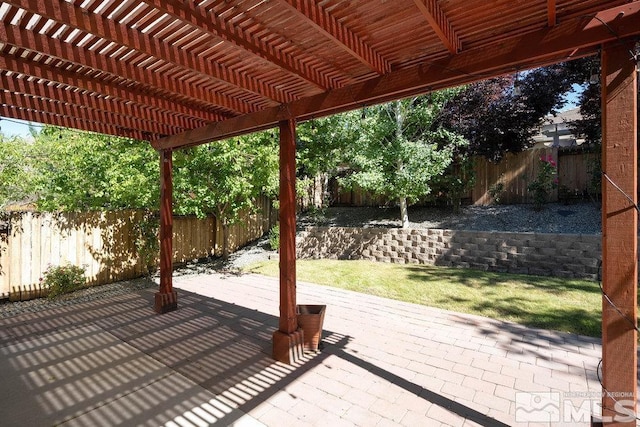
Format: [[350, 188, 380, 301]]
[[0, 272, 623, 426]]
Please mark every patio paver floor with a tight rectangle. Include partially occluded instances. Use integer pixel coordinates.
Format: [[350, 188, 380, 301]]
[[0, 271, 628, 426]]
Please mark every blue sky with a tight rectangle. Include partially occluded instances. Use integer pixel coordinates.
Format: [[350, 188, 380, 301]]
[[0, 117, 38, 139]]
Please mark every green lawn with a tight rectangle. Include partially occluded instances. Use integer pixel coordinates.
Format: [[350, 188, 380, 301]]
[[244, 259, 602, 337]]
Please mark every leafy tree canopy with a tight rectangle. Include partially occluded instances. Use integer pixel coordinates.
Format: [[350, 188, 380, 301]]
[[0, 134, 34, 210], [31, 126, 158, 211], [436, 63, 576, 161]]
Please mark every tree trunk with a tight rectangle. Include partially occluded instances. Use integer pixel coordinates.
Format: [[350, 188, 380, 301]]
[[399, 196, 409, 229], [395, 101, 410, 228], [222, 220, 230, 260]]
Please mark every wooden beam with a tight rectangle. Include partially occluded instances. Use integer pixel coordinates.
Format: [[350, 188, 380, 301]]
[[0, 53, 216, 126], [6, 0, 281, 110], [155, 149, 178, 314], [142, 0, 330, 92], [600, 42, 637, 426], [0, 22, 242, 118], [153, 2, 640, 150], [0, 104, 154, 141], [1, 79, 185, 136], [279, 0, 391, 74], [413, 0, 462, 54], [548, 0, 557, 27], [0, 90, 172, 139], [272, 118, 304, 363], [278, 118, 298, 334]]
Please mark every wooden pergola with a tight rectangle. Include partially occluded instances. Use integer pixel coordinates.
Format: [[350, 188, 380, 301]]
[[0, 1, 638, 424]]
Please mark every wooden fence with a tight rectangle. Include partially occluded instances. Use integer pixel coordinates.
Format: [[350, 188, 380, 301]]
[[0, 196, 275, 300], [329, 148, 600, 207], [471, 147, 599, 204]]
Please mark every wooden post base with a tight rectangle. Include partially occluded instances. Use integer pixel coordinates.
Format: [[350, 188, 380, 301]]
[[272, 329, 304, 364], [154, 291, 178, 314]]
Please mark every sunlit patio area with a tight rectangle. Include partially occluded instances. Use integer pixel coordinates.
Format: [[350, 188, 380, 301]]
[[0, 271, 616, 426]]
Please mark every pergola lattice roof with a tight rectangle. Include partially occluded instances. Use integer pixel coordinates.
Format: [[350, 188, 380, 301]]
[[0, 0, 638, 149]]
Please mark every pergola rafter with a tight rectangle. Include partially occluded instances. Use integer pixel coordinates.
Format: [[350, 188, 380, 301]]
[[4, 0, 284, 110], [0, 52, 215, 129], [412, 0, 462, 54], [0, 74, 186, 136], [0, 104, 153, 141], [1, 90, 172, 138], [277, 0, 391, 75], [548, 0, 557, 26], [0, 23, 238, 120], [140, 0, 333, 92]]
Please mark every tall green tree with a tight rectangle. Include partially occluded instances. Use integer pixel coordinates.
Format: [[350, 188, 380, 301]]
[[296, 114, 358, 206], [173, 131, 278, 258], [340, 92, 465, 227], [31, 126, 158, 211], [0, 134, 33, 209]]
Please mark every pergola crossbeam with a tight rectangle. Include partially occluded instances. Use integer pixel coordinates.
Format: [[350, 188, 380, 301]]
[[142, 0, 331, 92], [278, 0, 391, 74], [413, 0, 462, 54]]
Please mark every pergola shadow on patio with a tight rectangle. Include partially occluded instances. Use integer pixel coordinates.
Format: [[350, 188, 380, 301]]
[[0, 272, 621, 426]]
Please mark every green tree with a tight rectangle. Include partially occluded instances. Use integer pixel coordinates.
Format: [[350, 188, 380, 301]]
[[173, 131, 278, 259], [0, 134, 33, 209], [296, 114, 355, 206], [31, 126, 158, 211], [340, 93, 464, 228]]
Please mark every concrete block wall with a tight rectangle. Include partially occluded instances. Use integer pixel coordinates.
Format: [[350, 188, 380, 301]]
[[297, 227, 601, 280]]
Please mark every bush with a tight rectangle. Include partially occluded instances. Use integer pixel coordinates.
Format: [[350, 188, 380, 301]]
[[527, 155, 558, 210], [41, 263, 86, 298], [268, 224, 279, 250], [488, 182, 505, 204]]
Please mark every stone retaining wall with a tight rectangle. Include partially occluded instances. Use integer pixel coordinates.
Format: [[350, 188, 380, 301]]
[[296, 227, 601, 279]]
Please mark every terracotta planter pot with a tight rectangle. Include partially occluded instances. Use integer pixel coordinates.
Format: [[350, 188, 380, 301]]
[[297, 304, 326, 352]]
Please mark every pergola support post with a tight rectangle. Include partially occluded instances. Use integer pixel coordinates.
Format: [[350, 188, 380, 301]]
[[272, 119, 304, 363], [597, 42, 638, 425], [155, 148, 178, 314]]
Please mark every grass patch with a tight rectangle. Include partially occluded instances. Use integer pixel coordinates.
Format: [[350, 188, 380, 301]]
[[244, 259, 602, 337]]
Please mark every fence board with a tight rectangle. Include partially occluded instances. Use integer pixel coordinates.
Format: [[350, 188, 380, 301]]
[[0, 196, 275, 300]]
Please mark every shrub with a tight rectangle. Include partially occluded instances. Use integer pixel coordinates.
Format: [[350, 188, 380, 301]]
[[41, 263, 86, 298], [268, 224, 279, 250], [133, 212, 159, 275], [527, 155, 558, 210], [488, 182, 505, 204]]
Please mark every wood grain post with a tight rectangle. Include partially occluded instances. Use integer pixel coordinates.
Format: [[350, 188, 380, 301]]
[[272, 119, 304, 363], [599, 42, 637, 425], [155, 149, 177, 314]]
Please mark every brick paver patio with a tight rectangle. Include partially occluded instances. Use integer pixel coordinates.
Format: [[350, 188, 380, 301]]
[[0, 271, 627, 426]]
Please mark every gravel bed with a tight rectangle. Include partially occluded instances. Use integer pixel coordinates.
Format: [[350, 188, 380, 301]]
[[0, 277, 156, 319], [0, 202, 600, 318], [299, 202, 602, 235]]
